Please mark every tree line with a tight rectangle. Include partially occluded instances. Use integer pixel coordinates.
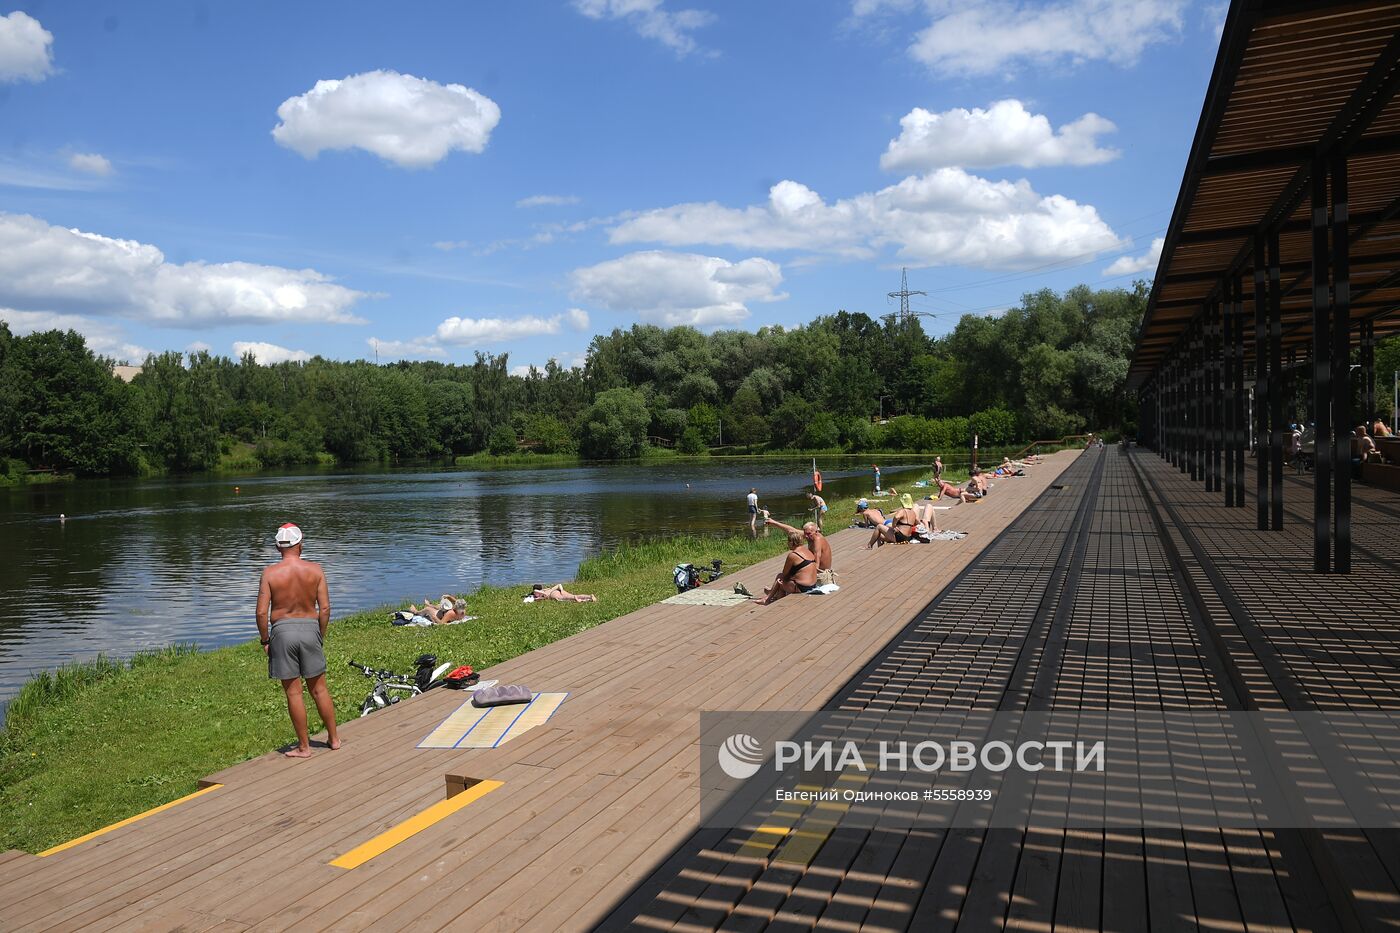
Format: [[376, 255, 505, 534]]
[[0, 283, 1148, 476]]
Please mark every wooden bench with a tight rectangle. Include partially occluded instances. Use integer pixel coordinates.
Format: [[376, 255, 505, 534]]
[[1361, 460, 1400, 492]]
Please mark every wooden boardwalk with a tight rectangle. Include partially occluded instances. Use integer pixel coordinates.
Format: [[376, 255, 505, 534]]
[[0, 453, 1076, 932], [603, 447, 1400, 932]]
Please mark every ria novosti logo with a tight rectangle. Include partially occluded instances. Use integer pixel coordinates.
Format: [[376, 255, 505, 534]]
[[718, 733, 765, 778], [716, 733, 1105, 779]]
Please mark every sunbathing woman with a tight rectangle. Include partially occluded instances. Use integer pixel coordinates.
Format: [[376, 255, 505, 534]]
[[406, 595, 466, 624], [528, 583, 598, 603], [754, 531, 820, 604], [869, 497, 928, 547]]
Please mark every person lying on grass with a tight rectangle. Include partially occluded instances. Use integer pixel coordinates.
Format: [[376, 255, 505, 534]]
[[526, 583, 598, 603], [752, 531, 819, 605], [405, 595, 467, 624]]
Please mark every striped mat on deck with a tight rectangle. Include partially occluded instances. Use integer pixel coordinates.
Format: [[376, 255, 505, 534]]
[[417, 692, 568, 749]]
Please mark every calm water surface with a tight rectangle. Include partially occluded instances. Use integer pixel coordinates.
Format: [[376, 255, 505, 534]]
[[0, 457, 938, 714]]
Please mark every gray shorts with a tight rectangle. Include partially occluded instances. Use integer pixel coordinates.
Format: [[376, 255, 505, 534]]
[[268, 618, 326, 681]]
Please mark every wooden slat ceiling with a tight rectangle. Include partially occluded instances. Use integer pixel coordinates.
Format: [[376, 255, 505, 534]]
[[1129, 1, 1400, 389]]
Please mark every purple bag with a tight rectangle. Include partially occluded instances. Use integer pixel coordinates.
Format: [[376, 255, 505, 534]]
[[471, 684, 533, 707]]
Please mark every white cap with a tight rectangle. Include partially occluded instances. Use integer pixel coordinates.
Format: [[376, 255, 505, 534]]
[[275, 523, 303, 548]]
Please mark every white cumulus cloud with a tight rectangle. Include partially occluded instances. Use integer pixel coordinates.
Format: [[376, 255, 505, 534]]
[[0, 11, 54, 83], [1104, 237, 1163, 276], [516, 194, 581, 208], [273, 70, 501, 169], [855, 0, 1187, 76], [232, 341, 312, 365], [882, 100, 1118, 172], [572, 251, 785, 327], [435, 308, 591, 346], [572, 0, 714, 56], [67, 152, 113, 176], [0, 212, 367, 326], [611, 170, 1123, 270], [0, 308, 151, 363]]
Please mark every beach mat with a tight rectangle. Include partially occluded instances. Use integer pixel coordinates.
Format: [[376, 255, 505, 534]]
[[418, 692, 568, 749], [926, 530, 968, 540], [661, 589, 751, 607]]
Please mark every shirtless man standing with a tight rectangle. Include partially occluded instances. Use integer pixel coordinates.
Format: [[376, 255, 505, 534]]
[[257, 523, 340, 758]]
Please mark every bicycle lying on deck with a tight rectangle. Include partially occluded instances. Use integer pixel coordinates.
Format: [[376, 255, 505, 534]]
[[347, 654, 477, 717]]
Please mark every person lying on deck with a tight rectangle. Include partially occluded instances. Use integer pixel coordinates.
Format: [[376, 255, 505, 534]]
[[998, 457, 1026, 475], [753, 531, 820, 605], [854, 499, 887, 528], [765, 516, 834, 582], [406, 595, 467, 624], [935, 477, 979, 503], [526, 583, 598, 603]]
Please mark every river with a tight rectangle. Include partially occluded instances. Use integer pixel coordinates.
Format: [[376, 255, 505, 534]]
[[0, 456, 941, 716]]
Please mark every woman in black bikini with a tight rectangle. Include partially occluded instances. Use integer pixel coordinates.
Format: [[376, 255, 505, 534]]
[[754, 531, 820, 604], [868, 502, 922, 548]]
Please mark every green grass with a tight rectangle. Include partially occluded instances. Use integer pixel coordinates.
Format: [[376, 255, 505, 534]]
[[0, 529, 792, 854]]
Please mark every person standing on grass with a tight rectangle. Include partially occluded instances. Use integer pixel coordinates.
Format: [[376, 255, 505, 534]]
[[933, 456, 944, 484], [257, 523, 340, 758], [873, 464, 881, 495], [806, 491, 827, 530]]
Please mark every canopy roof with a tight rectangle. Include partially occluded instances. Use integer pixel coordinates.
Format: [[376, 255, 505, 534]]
[[1129, 0, 1400, 390]]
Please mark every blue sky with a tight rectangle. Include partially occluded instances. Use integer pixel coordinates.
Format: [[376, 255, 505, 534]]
[[0, 1, 1222, 372]]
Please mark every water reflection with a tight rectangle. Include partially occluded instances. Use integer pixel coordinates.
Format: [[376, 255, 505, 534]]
[[0, 457, 939, 713]]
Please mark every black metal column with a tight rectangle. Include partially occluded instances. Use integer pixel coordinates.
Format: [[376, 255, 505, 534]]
[[1269, 230, 1283, 530], [1213, 298, 1224, 496], [1205, 307, 1216, 491], [1193, 320, 1203, 483], [1235, 276, 1247, 507], [1223, 288, 1236, 506], [1332, 154, 1351, 574], [1311, 160, 1331, 573], [1254, 240, 1269, 528], [1362, 318, 1376, 427]]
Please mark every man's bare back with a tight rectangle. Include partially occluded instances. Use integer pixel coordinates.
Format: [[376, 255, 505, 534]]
[[259, 556, 329, 630]]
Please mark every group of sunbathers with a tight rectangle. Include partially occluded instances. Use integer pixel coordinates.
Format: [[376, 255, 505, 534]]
[[853, 455, 1041, 544], [398, 582, 598, 623]]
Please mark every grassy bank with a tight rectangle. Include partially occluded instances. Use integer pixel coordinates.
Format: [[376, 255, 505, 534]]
[[0, 458, 74, 488], [0, 530, 795, 853]]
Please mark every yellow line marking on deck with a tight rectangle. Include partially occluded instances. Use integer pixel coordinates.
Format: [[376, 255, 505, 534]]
[[329, 780, 503, 869], [38, 784, 224, 857]]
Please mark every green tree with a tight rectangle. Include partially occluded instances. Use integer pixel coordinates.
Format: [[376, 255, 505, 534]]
[[799, 411, 840, 449], [2, 329, 142, 474], [579, 387, 650, 459], [677, 426, 708, 455], [488, 424, 519, 456]]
